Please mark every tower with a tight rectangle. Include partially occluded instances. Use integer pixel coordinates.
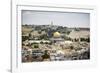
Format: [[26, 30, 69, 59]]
[[51, 21, 53, 26]]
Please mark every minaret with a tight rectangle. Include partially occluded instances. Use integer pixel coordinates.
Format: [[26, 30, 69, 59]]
[[48, 21, 53, 38], [51, 21, 53, 26]]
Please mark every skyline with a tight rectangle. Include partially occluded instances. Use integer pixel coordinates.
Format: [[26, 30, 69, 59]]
[[22, 10, 90, 28]]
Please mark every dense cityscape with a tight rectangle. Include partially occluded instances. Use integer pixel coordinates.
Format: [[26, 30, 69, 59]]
[[22, 22, 90, 62]]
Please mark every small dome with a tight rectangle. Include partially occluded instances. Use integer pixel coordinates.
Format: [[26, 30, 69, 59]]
[[53, 32, 61, 38]]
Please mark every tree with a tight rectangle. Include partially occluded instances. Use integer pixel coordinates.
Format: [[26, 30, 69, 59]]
[[49, 41, 52, 45], [40, 41, 44, 44], [45, 42, 49, 44], [62, 36, 71, 40], [80, 38, 85, 41], [75, 28, 80, 31], [38, 31, 42, 34], [66, 31, 71, 35], [70, 45, 74, 50], [86, 37, 90, 42], [22, 36, 29, 41], [42, 50, 50, 59], [80, 37, 90, 42], [34, 44, 39, 48], [39, 34, 49, 40]]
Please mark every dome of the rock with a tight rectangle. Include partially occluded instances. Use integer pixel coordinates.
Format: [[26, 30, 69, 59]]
[[53, 32, 61, 38]]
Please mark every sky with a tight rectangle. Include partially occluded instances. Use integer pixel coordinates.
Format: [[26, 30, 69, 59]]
[[22, 10, 90, 28]]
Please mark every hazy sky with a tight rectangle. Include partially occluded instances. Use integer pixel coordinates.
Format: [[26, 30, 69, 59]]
[[22, 10, 90, 28]]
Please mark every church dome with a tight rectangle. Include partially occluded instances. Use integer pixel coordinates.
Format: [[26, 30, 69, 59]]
[[53, 32, 61, 38]]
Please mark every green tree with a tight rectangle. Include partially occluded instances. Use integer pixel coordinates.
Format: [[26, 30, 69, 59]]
[[42, 50, 50, 59], [40, 41, 44, 44], [66, 31, 71, 35], [70, 45, 74, 50], [34, 44, 39, 48]]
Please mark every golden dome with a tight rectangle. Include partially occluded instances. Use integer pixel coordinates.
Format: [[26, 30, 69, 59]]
[[53, 32, 61, 38]]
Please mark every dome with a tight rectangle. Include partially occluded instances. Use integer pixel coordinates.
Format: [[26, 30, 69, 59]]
[[53, 32, 61, 38]]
